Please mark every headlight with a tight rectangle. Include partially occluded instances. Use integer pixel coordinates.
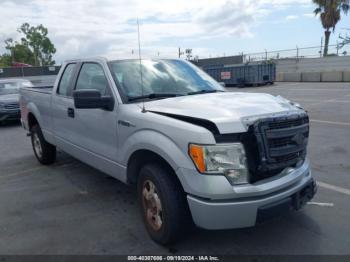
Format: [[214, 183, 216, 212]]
[[189, 143, 249, 185]]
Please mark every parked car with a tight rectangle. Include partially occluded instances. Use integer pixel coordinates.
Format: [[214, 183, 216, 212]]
[[0, 78, 33, 123], [20, 58, 316, 244]]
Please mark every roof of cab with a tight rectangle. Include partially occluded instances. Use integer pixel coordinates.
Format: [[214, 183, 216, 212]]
[[63, 56, 184, 64]]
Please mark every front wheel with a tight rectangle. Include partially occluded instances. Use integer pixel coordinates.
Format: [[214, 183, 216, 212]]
[[31, 124, 56, 165], [137, 163, 192, 244]]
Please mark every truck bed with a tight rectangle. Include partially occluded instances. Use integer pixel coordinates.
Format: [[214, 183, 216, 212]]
[[20, 86, 54, 136]]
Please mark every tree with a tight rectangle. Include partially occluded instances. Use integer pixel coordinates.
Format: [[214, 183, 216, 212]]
[[18, 23, 56, 66], [3, 23, 56, 66], [0, 54, 12, 67], [313, 0, 350, 56], [5, 38, 35, 65]]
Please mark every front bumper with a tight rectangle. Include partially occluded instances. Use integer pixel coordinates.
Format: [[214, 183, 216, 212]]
[[187, 175, 316, 230], [0, 110, 21, 121]]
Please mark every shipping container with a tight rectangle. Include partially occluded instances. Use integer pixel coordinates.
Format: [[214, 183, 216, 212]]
[[205, 64, 246, 86], [244, 63, 275, 85], [204, 62, 276, 87]]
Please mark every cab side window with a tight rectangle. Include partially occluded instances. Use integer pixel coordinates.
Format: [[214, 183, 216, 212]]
[[75, 63, 109, 95], [57, 63, 76, 96]]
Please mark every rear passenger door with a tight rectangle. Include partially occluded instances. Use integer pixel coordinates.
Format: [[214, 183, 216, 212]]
[[69, 62, 118, 161], [52, 63, 78, 147]]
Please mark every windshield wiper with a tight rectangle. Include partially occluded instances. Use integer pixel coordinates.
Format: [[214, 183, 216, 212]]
[[128, 93, 182, 102], [128, 90, 223, 101], [187, 90, 224, 95]]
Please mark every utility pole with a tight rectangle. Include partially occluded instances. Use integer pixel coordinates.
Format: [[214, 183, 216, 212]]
[[296, 45, 299, 59], [185, 49, 193, 60], [9, 42, 15, 64], [336, 41, 339, 56], [178, 47, 184, 58], [320, 37, 323, 57]]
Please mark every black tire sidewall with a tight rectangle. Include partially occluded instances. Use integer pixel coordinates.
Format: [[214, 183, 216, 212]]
[[137, 164, 186, 244], [30, 124, 56, 164], [31, 125, 44, 162]]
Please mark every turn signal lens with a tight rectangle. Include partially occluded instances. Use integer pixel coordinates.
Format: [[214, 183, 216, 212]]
[[189, 144, 206, 173]]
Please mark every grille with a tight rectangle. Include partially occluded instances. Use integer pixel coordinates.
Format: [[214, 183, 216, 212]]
[[268, 136, 295, 147], [253, 113, 309, 176], [4, 103, 19, 110], [275, 152, 303, 162], [213, 113, 310, 183], [268, 116, 308, 130]]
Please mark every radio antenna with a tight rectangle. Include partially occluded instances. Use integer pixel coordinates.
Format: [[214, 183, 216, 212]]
[[137, 18, 146, 113]]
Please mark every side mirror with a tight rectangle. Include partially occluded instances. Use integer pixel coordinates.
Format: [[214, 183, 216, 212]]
[[73, 89, 114, 111]]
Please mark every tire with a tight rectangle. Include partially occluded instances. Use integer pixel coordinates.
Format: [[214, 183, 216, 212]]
[[137, 163, 192, 245], [30, 124, 56, 165]]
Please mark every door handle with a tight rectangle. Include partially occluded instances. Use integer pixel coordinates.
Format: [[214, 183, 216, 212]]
[[67, 108, 75, 118]]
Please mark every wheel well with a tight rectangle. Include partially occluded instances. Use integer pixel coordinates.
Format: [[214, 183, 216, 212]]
[[28, 113, 38, 130], [127, 150, 181, 187]]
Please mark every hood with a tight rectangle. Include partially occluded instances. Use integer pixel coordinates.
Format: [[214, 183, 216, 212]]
[[145, 92, 302, 134], [0, 93, 20, 103]]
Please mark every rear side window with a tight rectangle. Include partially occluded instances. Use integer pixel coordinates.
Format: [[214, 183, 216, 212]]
[[75, 63, 108, 95], [57, 63, 76, 96]]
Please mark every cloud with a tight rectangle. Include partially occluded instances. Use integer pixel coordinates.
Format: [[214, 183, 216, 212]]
[[194, 1, 256, 38], [0, 0, 313, 62], [285, 15, 299, 20], [303, 13, 316, 18]]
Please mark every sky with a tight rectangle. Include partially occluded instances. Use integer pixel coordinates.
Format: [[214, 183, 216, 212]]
[[1, 0, 350, 64]]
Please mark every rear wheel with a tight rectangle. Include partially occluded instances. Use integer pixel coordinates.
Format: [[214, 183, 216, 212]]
[[137, 163, 192, 245], [31, 124, 56, 165]]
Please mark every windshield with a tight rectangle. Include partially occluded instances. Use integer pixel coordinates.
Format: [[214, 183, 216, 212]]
[[0, 80, 32, 95], [0, 82, 20, 95], [109, 59, 224, 101]]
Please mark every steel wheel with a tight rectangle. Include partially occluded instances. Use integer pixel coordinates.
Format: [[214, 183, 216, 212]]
[[33, 132, 43, 158], [142, 180, 163, 231]]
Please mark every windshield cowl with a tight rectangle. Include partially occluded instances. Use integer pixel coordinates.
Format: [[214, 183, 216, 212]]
[[127, 89, 225, 102]]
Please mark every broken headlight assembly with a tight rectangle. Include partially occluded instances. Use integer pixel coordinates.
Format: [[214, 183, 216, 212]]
[[189, 143, 249, 185]]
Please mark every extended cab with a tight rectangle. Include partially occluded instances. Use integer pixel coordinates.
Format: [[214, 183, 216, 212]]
[[20, 57, 316, 244]]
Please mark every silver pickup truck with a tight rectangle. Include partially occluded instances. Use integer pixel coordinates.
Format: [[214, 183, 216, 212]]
[[20, 57, 316, 244]]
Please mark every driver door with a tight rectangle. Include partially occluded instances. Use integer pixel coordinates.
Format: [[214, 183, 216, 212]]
[[69, 62, 118, 162]]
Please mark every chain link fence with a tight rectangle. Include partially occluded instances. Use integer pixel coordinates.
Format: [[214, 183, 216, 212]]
[[242, 44, 350, 63], [0, 66, 61, 78]]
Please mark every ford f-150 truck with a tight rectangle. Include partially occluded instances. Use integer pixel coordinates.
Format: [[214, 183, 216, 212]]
[[20, 57, 316, 244]]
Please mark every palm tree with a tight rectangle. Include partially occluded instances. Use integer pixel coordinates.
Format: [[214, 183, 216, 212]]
[[313, 0, 350, 56]]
